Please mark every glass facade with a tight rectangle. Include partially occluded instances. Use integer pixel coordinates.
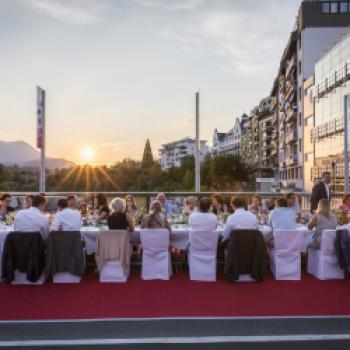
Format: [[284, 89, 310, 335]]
[[314, 33, 350, 189]]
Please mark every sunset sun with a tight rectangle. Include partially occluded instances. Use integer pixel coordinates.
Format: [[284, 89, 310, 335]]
[[80, 147, 94, 163]]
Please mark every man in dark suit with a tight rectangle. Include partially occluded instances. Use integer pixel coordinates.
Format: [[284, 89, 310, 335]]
[[311, 172, 332, 212]]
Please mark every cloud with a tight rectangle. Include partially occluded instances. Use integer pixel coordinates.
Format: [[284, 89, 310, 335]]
[[22, 0, 101, 24], [131, 0, 204, 11], [154, 1, 297, 75]]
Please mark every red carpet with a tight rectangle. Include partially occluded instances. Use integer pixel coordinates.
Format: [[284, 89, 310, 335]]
[[0, 271, 349, 320]]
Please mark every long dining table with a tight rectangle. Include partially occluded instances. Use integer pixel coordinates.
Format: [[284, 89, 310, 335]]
[[0, 223, 316, 256]]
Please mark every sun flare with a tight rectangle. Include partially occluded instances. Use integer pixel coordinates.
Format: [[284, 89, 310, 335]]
[[80, 147, 94, 163]]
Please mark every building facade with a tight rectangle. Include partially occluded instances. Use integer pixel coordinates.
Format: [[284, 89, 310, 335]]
[[240, 113, 257, 166], [159, 137, 209, 171], [271, 0, 350, 191], [212, 118, 242, 156], [312, 31, 350, 191], [256, 96, 277, 175], [303, 75, 316, 192]]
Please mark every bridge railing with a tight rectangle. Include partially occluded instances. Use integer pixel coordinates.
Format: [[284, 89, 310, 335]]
[[4, 191, 346, 213]]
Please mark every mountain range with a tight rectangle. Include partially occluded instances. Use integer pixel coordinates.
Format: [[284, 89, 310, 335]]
[[0, 141, 75, 169]]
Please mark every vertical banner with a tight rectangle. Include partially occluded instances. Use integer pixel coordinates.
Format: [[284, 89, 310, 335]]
[[37, 86, 46, 193], [37, 87, 45, 149]]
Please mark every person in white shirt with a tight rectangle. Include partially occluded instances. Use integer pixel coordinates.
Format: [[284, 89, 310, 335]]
[[286, 192, 301, 217], [269, 198, 297, 231], [222, 197, 259, 241], [51, 198, 81, 232], [14, 195, 50, 239], [189, 197, 217, 231]]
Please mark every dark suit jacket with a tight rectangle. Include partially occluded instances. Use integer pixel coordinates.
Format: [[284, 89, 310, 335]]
[[311, 182, 331, 212], [2, 232, 45, 283], [45, 231, 85, 278], [224, 229, 267, 282]]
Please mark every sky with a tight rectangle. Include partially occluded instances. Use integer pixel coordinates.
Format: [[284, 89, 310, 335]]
[[0, 0, 301, 165]]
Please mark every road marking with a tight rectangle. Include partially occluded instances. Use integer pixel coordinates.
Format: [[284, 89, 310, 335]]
[[1, 334, 350, 347], [0, 315, 350, 324]]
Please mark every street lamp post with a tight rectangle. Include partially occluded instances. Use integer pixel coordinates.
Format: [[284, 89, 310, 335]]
[[344, 94, 349, 193], [195, 92, 200, 193]]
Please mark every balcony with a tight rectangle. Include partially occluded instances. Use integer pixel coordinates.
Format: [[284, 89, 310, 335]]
[[271, 130, 278, 139], [285, 81, 297, 101], [285, 129, 297, 144], [271, 148, 278, 156], [286, 154, 298, 166], [286, 108, 297, 123], [262, 133, 272, 141]]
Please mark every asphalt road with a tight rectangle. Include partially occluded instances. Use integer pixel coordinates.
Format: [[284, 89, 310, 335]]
[[1, 317, 350, 349]]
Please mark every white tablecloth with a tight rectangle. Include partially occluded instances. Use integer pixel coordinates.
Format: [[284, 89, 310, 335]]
[[0, 224, 327, 256]]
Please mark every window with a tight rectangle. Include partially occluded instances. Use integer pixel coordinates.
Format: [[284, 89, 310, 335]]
[[340, 2, 348, 12], [299, 139, 302, 152], [305, 154, 309, 162], [330, 2, 338, 13], [299, 112, 302, 126], [322, 2, 330, 13], [305, 118, 308, 126]]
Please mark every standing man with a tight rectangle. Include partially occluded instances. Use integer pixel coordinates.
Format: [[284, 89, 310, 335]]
[[311, 172, 332, 212]]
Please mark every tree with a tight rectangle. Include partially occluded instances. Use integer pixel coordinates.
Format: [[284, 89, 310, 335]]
[[182, 169, 194, 190], [141, 138, 154, 169]]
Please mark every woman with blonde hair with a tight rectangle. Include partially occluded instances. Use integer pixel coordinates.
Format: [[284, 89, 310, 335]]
[[308, 199, 337, 249], [107, 197, 134, 232], [141, 200, 171, 231]]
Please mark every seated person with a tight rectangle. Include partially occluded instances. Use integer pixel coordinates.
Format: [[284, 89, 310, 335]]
[[183, 196, 198, 215], [51, 198, 82, 232], [0, 193, 15, 220], [156, 193, 173, 217], [108, 197, 134, 232], [210, 193, 227, 215], [248, 196, 261, 216], [79, 201, 89, 217], [125, 195, 137, 215], [67, 195, 78, 209], [14, 195, 49, 239], [269, 198, 297, 231], [24, 195, 34, 209], [222, 196, 259, 241], [95, 193, 110, 220], [286, 192, 301, 218], [308, 199, 337, 250], [142, 200, 171, 231], [188, 197, 217, 231], [340, 194, 350, 224]]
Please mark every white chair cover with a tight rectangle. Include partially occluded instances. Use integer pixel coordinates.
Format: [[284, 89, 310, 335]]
[[188, 229, 218, 281], [53, 272, 81, 283], [100, 260, 130, 283], [270, 230, 303, 280], [140, 229, 171, 280], [97, 230, 130, 283], [307, 229, 344, 280]]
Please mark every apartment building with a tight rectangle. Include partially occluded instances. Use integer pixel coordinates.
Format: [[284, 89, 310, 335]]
[[256, 96, 277, 176], [159, 137, 209, 171], [311, 30, 350, 191], [212, 117, 242, 157], [303, 76, 316, 192], [272, 0, 350, 191], [240, 113, 258, 166]]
